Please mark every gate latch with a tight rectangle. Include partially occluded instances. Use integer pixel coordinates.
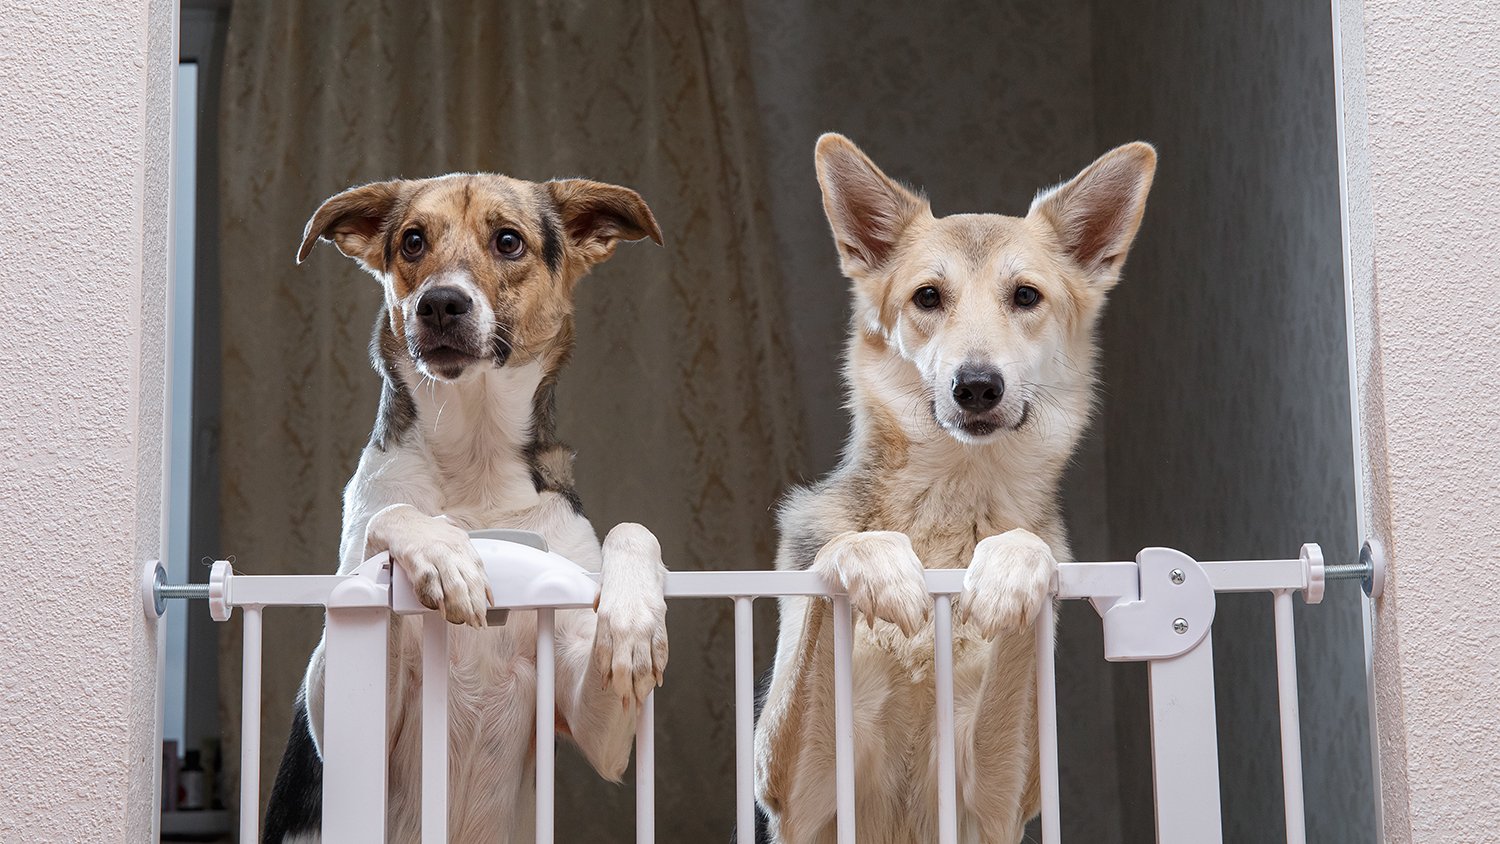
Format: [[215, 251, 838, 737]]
[[1100, 547, 1216, 662]]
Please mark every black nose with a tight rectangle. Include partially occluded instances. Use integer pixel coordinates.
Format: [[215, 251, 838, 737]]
[[416, 286, 473, 330], [952, 367, 1004, 413]]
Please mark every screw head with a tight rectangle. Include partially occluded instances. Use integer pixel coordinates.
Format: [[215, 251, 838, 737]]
[[1170, 569, 1186, 585], [1173, 617, 1189, 635]]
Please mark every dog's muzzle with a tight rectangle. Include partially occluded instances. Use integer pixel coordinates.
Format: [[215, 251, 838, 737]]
[[942, 365, 1028, 438], [409, 285, 486, 378]]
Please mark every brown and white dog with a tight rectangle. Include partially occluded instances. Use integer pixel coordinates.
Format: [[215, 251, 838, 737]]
[[263, 173, 670, 843], [753, 135, 1156, 843]]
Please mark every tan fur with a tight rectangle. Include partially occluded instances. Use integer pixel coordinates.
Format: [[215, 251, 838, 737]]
[[754, 135, 1156, 843], [299, 174, 660, 382]]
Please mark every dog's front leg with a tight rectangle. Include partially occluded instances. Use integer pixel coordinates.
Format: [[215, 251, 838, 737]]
[[303, 449, 466, 756], [756, 530, 931, 841], [556, 522, 668, 780], [956, 529, 1058, 840]]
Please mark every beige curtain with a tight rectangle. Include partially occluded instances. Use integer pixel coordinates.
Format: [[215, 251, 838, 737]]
[[216, 1, 803, 838]]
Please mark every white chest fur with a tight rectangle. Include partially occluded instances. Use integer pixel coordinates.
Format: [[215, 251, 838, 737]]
[[404, 361, 541, 513], [364, 362, 610, 841]]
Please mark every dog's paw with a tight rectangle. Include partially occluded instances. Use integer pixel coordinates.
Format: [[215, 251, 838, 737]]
[[365, 505, 492, 628], [592, 523, 669, 708], [956, 529, 1057, 638], [813, 531, 930, 635]]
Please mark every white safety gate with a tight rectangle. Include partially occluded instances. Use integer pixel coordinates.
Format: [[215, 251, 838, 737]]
[[144, 534, 1382, 844]]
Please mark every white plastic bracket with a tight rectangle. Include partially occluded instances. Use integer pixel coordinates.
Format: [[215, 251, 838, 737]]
[[1301, 543, 1325, 605], [390, 533, 598, 614], [142, 561, 165, 619], [208, 560, 231, 621], [1361, 539, 1386, 599], [1101, 547, 1216, 662]]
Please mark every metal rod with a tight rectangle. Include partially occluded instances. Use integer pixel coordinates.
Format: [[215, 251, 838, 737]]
[[636, 690, 655, 844], [932, 595, 959, 844], [166, 555, 1370, 611], [421, 612, 448, 843], [1323, 563, 1370, 580], [535, 608, 555, 844], [1272, 590, 1308, 844], [240, 606, 262, 844], [734, 597, 756, 841], [1036, 599, 1061, 842], [831, 595, 856, 844], [158, 582, 210, 600]]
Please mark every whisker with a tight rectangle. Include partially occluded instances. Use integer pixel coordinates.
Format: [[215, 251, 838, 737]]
[[417, 373, 449, 435]]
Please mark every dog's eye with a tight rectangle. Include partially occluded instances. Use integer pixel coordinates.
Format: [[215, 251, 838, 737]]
[[494, 229, 526, 260], [1013, 285, 1042, 309], [400, 230, 425, 260], [913, 286, 943, 310]]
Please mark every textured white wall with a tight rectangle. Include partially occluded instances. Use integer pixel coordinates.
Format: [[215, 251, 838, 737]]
[[1344, 0, 1500, 840], [0, 1, 175, 841]]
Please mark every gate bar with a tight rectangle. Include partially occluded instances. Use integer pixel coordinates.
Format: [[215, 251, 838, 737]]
[[152, 553, 1375, 612], [932, 595, 959, 844], [734, 597, 756, 839], [421, 612, 448, 843], [1036, 599, 1061, 842], [322, 579, 390, 844], [160, 556, 1364, 611], [832, 595, 856, 844], [1272, 590, 1308, 844], [636, 691, 655, 843], [535, 608, 555, 844], [1148, 637, 1223, 843], [240, 605, 262, 844]]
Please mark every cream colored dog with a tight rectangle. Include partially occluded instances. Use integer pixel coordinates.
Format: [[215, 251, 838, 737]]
[[753, 135, 1156, 843]]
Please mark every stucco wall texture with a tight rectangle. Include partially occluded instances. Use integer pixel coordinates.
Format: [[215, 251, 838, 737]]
[[0, 1, 174, 841], [1350, 0, 1500, 840]]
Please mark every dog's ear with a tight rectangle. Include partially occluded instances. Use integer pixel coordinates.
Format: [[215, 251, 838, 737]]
[[814, 133, 929, 278], [297, 180, 405, 269], [545, 179, 664, 270], [1029, 142, 1156, 286]]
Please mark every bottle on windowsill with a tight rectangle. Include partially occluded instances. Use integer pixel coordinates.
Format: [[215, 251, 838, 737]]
[[178, 749, 205, 811]]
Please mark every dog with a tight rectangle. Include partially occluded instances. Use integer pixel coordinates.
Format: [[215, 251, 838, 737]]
[[752, 135, 1156, 843], [262, 172, 671, 843]]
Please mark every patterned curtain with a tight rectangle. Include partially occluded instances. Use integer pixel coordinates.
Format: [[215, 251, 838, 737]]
[[215, 1, 803, 838]]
